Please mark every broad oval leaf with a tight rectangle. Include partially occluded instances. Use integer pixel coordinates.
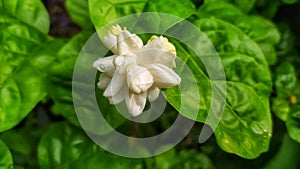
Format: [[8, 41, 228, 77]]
[[0, 2, 51, 132], [165, 18, 272, 158], [0, 139, 13, 169], [197, 18, 272, 158], [38, 122, 143, 169]]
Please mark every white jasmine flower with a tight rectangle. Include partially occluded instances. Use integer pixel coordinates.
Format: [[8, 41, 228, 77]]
[[93, 25, 181, 116]]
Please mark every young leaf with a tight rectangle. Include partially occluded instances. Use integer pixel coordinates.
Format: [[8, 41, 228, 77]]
[[38, 122, 143, 169], [0, 1, 53, 132], [0, 139, 13, 169]]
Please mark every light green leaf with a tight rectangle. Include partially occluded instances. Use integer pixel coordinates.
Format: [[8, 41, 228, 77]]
[[0, 0, 50, 34], [38, 122, 143, 169], [66, 0, 94, 30], [0, 139, 13, 169], [0, 3, 54, 131], [89, 0, 147, 30]]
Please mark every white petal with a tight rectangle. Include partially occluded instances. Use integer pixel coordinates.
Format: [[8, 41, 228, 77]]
[[108, 86, 125, 104], [103, 33, 118, 54], [146, 64, 181, 88], [114, 55, 137, 74], [136, 48, 176, 68], [103, 72, 125, 97], [125, 91, 147, 116], [93, 55, 116, 76], [117, 30, 143, 55], [148, 87, 160, 102], [127, 65, 153, 94], [97, 74, 111, 89]]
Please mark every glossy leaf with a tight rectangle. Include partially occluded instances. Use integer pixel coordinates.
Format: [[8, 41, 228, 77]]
[[38, 122, 143, 169], [165, 18, 272, 158], [0, 2, 54, 131], [89, 0, 147, 30], [0, 139, 13, 169], [198, 2, 280, 65], [0, 0, 50, 34], [66, 0, 93, 30]]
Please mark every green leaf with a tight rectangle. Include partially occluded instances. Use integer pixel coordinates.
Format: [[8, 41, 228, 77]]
[[0, 3, 54, 131], [48, 31, 126, 134], [286, 105, 300, 143], [165, 18, 272, 158], [0, 139, 13, 169], [199, 19, 272, 159], [38, 122, 143, 169], [204, 0, 256, 13], [66, 0, 94, 30], [150, 149, 214, 169], [48, 32, 91, 126], [0, 0, 50, 34], [0, 113, 45, 169], [272, 97, 290, 121], [198, 3, 280, 65], [274, 62, 297, 97], [197, 2, 244, 23], [89, 0, 147, 30], [144, 0, 196, 18]]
